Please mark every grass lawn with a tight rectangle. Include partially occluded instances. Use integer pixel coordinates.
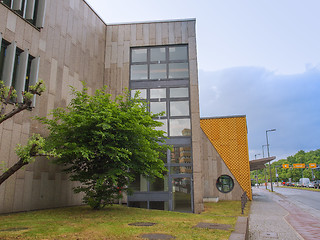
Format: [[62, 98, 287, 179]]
[[0, 201, 250, 240], [278, 186, 320, 192]]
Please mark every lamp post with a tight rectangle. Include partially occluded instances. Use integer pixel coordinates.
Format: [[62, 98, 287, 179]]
[[254, 154, 261, 187], [266, 129, 276, 192], [262, 145, 268, 189]]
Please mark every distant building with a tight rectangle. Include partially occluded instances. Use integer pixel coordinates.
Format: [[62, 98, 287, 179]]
[[0, 0, 250, 214]]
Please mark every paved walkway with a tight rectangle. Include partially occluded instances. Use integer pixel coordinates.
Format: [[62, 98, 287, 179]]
[[249, 188, 302, 240]]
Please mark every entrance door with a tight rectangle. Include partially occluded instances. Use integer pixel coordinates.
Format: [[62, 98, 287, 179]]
[[171, 177, 192, 212]]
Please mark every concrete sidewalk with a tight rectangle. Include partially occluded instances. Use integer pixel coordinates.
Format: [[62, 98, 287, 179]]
[[249, 188, 303, 240]]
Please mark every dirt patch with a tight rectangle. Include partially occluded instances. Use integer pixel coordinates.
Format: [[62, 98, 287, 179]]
[[0, 227, 29, 232], [129, 222, 157, 227], [140, 233, 176, 239], [193, 222, 231, 230]]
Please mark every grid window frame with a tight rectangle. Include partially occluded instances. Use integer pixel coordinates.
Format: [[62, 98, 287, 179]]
[[0, 37, 40, 104], [1, 0, 46, 29]]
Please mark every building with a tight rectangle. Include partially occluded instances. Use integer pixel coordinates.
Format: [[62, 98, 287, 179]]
[[200, 116, 252, 201], [0, 0, 250, 214]]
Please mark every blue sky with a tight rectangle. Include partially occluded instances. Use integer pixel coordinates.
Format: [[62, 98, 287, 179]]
[[86, 0, 320, 160]]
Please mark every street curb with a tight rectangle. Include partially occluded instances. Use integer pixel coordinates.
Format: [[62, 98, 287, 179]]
[[229, 216, 248, 240]]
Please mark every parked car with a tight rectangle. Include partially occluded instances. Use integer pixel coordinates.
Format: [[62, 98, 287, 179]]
[[298, 178, 311, 187], [286, 182, 295, 187], [308, 182, 315, 188], [314, 180, 320, 189]]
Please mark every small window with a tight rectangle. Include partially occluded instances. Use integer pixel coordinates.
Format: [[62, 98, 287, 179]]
[[170, 88, 189, 98], [150, 63, 167, 79], [169, 119, 191, 136], [169, 63, 189, 79], [150, 102, 166, 116], [132, 49, 147, 63], [216, 175, 234, 193], [169, 46, 188, 61], [130, 65, 148, 80], [150, 47, 166, 62], [170, 101, 189, 117], [150, 88, 166, 99], [131, 89, 147, 99], [149, 176, 168, 191], [170, 146, 192, 163], [154, 119, 167, 135]]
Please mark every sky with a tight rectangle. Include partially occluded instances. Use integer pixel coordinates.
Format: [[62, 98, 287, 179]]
[[85, 0, 320, 161]]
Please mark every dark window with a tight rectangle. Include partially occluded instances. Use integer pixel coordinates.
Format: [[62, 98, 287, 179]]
[[2, 0, 11, 8], [149, 201, 166, 210], [0, 37, 39, 103], [128, 201, 147, 209], [0, 40, 8, 79], [216, 175, 234, 193], [1, 0, 45, 28]]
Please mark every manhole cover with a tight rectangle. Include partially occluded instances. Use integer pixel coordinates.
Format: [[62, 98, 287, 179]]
[[129, 222, 157, 227], [140, 233, 176, 239], [260, 232, 278, 238], [0, 227, 29, 232], [193, 222, 231, 230]]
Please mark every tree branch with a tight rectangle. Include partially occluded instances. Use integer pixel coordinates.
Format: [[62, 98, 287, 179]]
[[0, 159, 28, 186], [0, 104, 29, 124]]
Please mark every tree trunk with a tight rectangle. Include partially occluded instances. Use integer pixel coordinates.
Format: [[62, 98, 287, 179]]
[[0, 159, 28, 186]]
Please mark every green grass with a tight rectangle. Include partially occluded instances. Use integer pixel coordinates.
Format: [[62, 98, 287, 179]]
[[278, 186, 320, 192], [0, 201, 250, 240]]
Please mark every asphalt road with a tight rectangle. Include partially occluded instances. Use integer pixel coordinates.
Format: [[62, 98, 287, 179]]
[[271, 186, 320, 219]]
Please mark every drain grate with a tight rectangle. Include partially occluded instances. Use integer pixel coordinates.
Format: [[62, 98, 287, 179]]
[[260, 232, 278, 238]]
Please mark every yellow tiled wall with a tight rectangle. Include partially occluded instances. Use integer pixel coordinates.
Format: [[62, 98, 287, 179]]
[[200, 116, 252, 200]]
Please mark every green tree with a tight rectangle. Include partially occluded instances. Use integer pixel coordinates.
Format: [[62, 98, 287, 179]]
[[39, 84, 170, 210], [0, 80, 58, 186]]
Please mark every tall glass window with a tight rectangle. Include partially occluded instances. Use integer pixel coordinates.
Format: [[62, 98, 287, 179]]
[[129, 45, 193, 212]]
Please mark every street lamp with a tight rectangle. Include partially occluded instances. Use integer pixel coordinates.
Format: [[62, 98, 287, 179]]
[[266, 129, 276, 192], [262, 144, 268, 189], [254, 153, 261, 187]]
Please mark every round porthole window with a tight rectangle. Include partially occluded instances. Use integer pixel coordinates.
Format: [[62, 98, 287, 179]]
[[216, 175, 234, 193]]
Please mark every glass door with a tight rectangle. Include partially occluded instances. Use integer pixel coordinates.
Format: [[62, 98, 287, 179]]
[[171, 177, 192, 212]]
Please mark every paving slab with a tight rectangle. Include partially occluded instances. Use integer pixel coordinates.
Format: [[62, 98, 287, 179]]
[[249, 188, 302, 240]]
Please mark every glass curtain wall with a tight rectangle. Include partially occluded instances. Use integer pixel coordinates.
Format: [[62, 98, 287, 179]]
[[129, 45, 193, 212]]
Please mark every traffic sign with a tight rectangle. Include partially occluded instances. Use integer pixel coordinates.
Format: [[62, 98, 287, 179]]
[[293, 163, 305, 168], [309, 163, 317, 168], [282, 164, 289, 169]]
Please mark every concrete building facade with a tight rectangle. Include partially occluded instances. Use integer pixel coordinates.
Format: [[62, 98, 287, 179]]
[[0, 0, 250, 214]]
